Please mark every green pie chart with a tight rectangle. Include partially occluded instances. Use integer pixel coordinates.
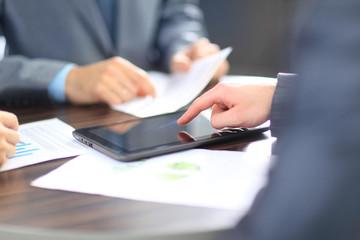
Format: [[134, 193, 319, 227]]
[[157, 162, 200, 181]]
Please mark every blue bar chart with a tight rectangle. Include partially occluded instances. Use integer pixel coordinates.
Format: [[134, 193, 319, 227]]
[[10, 142, 40, 159]]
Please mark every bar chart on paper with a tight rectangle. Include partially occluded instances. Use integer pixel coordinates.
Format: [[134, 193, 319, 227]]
[[11, 141, 40, 159], [0, 118, 91, 172]]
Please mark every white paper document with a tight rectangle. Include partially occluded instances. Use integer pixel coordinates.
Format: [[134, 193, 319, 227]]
[[1, 118, 91, 172], [32, 149, 271, 210], [112, 47, 232, 118]]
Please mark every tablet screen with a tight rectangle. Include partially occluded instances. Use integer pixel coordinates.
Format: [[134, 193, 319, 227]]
[[88, 111, 218, 152]]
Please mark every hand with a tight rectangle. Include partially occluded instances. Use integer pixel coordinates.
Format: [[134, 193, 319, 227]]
[[65, 57, 156, 105], [170, 38, 229, 80], [177, 82, 277, 129], [0, 111, 20, 167]]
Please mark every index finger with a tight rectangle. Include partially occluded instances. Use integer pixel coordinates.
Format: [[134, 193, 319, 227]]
[[114, 57, 156, 98], [0, 111, 19, 130], [177, 88, 220, 125]]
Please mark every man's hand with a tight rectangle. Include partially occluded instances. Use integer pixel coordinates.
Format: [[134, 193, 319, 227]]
[[177, 82, 276, 129], [65, 57, 156, 105], [170, 38, 229, 80], [0, 111, 19, 167]]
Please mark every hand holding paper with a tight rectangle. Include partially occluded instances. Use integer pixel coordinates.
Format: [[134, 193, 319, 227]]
[[170, 38, 229, 80], [1, 119, 92, 172], [112, 47, 232, 118]]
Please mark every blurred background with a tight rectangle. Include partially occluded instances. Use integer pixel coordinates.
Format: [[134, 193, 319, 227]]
[[0, 0, 299, 78], [200, 0, 299, 78]]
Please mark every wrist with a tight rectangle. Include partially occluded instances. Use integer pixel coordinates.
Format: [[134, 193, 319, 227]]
[[48, 64, 75, 103]]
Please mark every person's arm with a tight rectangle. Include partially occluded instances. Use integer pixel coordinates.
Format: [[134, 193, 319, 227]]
[[0, 111, 19, 167], [177, 81, 277, 129], [177, 73, 297, 132], [226, 0, 360, 239], [170, 38, 229, 80], [0, 2, 156, 107], [156, 0, 228, 78], [180, 0, 360, 239], [47, 64, 76, 103], [155, 0, 207, 71], [0, 6, 67, 107], [64, 57, 156, 105], [269, 72, 297, 138], [0, 56, 70, 107], [0, 55, 157, 107]]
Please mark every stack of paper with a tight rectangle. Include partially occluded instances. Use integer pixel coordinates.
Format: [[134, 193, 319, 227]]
[[31, 149, 271, 211]]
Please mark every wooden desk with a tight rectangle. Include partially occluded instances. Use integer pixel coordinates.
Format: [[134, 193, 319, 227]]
[[0, 104, 274, 235]]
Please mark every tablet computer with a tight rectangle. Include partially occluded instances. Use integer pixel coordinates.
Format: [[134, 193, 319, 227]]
[[72, 111, 269, 162]]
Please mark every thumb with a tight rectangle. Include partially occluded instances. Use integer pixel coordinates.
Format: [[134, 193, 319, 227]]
[[170, 52, 192, 73]]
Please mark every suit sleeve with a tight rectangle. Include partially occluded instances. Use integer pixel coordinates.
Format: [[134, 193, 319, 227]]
[[0, 56, 69, 107], [269, 72, 297, 138], [0, 1, 71, 107], [225, 0, 360, 239], [154, 0, 208, 71]]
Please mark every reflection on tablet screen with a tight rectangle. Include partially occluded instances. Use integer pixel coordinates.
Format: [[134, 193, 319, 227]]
[[89, 112, 218, 152]]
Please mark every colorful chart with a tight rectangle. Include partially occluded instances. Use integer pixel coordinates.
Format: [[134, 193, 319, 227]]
[[10, 142, 40, 159], [157, 162, 201, 181]]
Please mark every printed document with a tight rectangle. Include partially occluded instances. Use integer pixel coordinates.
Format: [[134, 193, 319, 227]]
[[32, 149, 271, 211], [112, 47, 232, 118], [1, 118, 91, 172]]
